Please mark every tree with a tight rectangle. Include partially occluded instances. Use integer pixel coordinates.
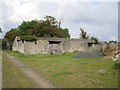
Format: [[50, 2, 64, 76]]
[[44, 16, 58, 26], [32, 16, 70, 38], [80, 28, 89, 39], [91, 37, 99, 44], [18, 20, 39, 35], [59, 28, 70, 38], [109, 40, 117, 43], [4, 16, 70, 49], [2, 38, 8, 49], [0, 27, 2, 33], [4, 28, 19, 49]]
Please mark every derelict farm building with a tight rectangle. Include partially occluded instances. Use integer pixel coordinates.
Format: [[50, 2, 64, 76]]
[[12, 36, 95, 54]]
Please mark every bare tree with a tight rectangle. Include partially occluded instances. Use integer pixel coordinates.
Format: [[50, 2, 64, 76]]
[[58, 18, 63, 28]]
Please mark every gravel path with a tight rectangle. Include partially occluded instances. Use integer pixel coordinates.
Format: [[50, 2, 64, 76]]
[[5, 52, 56, 88], [73, 52, 103, 58]]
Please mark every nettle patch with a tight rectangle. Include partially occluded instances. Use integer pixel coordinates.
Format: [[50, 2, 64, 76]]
[[20, 35, 38, 42]]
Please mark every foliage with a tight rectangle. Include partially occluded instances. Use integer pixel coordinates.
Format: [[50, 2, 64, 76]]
[[109, 40, 117, 43], [18, 20, 39, 35], [0, 27, 2, 33], [44, 16, 58, 26], [4, 28, 19, 50], [4, 16, 70, 49], [112, 61, 120, 70], [2, 38, 8, 49], [59, 28, 70, 38], [20, 35, 37, 42], [91, 37, 99, 44], [80, 28, 89, 39], [79, 28, 99, 43]]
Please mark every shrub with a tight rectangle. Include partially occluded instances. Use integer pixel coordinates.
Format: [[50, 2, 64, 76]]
[[112, 61, 120, 70], [20, 35, 38, 42]]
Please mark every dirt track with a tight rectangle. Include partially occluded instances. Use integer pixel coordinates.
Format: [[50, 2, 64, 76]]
[[5, 52, 56, 88]]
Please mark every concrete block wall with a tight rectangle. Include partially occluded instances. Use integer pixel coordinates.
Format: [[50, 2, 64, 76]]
[[12, 37, 24, 53], [24, 40, 48, 54], [69, 40, 87, 52], [12, 36, 97, 54]]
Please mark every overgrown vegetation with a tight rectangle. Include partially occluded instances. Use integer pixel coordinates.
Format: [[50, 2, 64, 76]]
[[80, 28, 89, 39], [2, 38, 8, 49], [79, 28, 99, 43], [4, 16, 70, 49], [20, 35, 37, 42], [113, 61, 120, 70]]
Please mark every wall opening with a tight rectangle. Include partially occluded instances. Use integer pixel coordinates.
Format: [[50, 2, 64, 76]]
[[48, 41, 61, 44], [88, 43, 94, 47]]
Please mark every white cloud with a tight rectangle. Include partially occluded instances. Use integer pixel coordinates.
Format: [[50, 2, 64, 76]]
[[0, 1, 118, 41], [58, 2, 118, 41], [7, 2, 41, 23]]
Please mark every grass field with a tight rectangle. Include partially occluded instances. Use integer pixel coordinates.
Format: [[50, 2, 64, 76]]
[[2, 52, 34, 88], [8, 51, 118, 88]]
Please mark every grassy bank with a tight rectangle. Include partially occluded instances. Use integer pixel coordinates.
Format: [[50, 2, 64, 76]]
[[8, 51, 118, 88], [2, 52, 34, 88]]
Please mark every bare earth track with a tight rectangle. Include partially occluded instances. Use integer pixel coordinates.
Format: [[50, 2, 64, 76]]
[[5, 52, 56, 88]]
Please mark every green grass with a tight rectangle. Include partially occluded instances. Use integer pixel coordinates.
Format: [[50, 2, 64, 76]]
[[2, 52, 35, 88], [8, 51, 118, 88]]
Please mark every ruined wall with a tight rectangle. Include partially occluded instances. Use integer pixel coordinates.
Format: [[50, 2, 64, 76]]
[[12, 36, 97, 54], [69, 40, 88, 52], [24, 40, 48, 54], [89, 44, 101, 52], [108, 43, 118, 48], [12, 37, 24, 53], [63, 40, 70, 52], [48, 44, 64, 54], [89, 42, 118, 52]]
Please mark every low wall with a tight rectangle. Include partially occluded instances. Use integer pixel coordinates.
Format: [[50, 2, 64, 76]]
[[89, 42, 118, 52]]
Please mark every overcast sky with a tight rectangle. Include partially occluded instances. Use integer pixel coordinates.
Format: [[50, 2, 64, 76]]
[[0, 0, 118, 41]]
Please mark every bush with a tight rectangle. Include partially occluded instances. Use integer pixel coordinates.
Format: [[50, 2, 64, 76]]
[[20, 35, 38, 42], [2, 38, 8, 49], [112, 61, 120, 70]]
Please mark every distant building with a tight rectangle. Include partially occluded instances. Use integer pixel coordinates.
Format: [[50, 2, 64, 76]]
[[12, 36, 96, 54]]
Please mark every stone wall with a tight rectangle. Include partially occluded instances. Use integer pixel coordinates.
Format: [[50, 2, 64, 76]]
[[69, 40, 88, 52], [63, 40, 70, 52], [108, 43, 118, 48], [89, 44, 101, 52], [12, 36, 96, 54], [12, 37, 24, 53], [24, 40, 48, 54], [88, 42, 118, 52]]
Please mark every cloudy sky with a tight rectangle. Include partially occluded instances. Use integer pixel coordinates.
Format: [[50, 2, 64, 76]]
[[0, 0, 118, 41]]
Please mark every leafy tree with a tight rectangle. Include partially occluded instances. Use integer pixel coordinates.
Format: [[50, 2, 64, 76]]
[[4, 16, 70, 49], [18, 20, 39, 35], [4, 28, 19, 49], [90, 37, 99, 44], [80, 28, 89, 39], [0, 27, 2, 33], [59, 28, 70, 38], [44, 16, 58, 26], [109, 40, 117, 43], [2, 38, 8, 49]]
